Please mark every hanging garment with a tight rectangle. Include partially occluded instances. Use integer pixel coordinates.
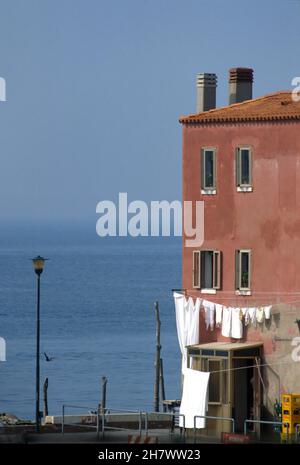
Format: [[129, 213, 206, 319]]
[[186, 297, 201, 369], [241, 307, 248, 322], [221, 307, 243, 339], [179, 368, 210, 429], [174, 293, 201, 374], [215, 304, 223, 328], [231, 308, 243, 339], [244, 308, 251, 326], [203, 300, 215, 331], [264, 305, 272, 320], [221, 307, 232, 338], [256, 307, 265, 324], [247, 307, 257, 327], [239, 308, 244, 321]]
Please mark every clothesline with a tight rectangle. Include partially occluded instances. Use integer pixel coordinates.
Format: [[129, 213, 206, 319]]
[[201, 357, 296, 375], [173, 289, 300, 295], [172, 289, 300, 309], [173, 291, 298, 342]]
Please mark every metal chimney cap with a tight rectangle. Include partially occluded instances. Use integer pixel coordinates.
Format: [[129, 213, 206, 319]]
[[229, 68, 254, 83], [197, 73, 217, 88]]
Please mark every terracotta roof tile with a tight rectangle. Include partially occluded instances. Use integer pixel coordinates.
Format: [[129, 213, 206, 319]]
[[179, 91, 300, 124]]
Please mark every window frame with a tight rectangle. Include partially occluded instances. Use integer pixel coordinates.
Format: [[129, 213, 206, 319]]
[[193, 250, 201, 288], [236, 146, 252, 189], [192, 249, 222, 290], [235, 249, 252, 291], [201, 147, 217, 192], [201, 357, 227, 405]]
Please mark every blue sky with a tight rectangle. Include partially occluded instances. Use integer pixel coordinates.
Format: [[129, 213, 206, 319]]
[[0, 0, 299, 222]]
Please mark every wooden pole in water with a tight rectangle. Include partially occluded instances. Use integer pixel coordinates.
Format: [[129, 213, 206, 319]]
[[154, 301, 161, 412], [101, 376, 108, 413], [160, 358, 166, 412], [43, 377, 49, 418]]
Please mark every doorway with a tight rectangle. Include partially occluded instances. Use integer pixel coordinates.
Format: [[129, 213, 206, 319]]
[[233, 358, 255, 432]]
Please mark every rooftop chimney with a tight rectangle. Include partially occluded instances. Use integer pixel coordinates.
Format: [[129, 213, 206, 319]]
[[229, 68, 253, 105], [196, 73, 217, 113]]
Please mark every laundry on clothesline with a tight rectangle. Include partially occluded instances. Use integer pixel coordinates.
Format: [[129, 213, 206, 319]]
[[203, 299, 215, 331], [174, 293, 201, 373], [215, 304, 223, 328], [179, 368, 210, 429], [174, 292, 273, 342], [201, 301, 272, 333]]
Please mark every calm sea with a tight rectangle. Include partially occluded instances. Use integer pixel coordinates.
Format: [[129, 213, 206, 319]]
[[0, 224, 181, 419]]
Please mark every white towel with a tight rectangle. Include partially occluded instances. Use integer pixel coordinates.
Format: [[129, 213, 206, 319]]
[[231, 308, 243, 339], [244, 308, 251, 326], [256, 307, 265, 324], [215, 304, 223, 328], [221, 307, 243, 339], [221, 307, 232, 337], [203, 300, 215, 331], [247, 307, 257, 326], [187, 298, 201, 369], [174, 293, 201, 374], [264, 305, 272, 320], [179, 368, 210, 429]]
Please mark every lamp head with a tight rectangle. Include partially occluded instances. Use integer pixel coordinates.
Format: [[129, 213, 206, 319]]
[[32, 255, 47, 276]]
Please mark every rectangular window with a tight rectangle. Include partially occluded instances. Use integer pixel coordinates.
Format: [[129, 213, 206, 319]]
[[236, 147, 252, 187], [201, 148, 216, 190], [201, 251, 213, 288], [235, 249, 251, 290], [193, 250, 222, 289]]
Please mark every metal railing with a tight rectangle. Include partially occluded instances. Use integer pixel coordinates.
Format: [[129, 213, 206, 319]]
[[59, 405, 300, 444], [244, 419, 289, 438], [193, 415, 235, 443], [61, 405, 178, 440], [143, 411, 185, 438], [100, 411, 143, 439], [62, 404, 100, 436]]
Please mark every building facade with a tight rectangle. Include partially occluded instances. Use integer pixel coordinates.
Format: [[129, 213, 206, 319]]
[[180, 68, 300, 433]]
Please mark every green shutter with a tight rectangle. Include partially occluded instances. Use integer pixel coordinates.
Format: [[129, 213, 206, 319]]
[[193, 251, 201, 288], [213, 150, 216, 189], [236, 148, 241, 186], [249, 149, 252, 186], [248, 250, 252, 289], [213, 251, 222, 289], [235, 250, 240, 290], [201, 149, 205, 189]]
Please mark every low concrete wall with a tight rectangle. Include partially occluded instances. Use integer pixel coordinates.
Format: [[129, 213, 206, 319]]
[[45, 412, 173, 430]]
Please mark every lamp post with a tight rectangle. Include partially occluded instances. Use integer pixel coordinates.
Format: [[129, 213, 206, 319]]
[[32, 255, 47, 433]]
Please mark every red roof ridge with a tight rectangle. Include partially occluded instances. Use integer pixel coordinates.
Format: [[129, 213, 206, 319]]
[[179, 90, 300, 124], [180, 90, 292, 119]]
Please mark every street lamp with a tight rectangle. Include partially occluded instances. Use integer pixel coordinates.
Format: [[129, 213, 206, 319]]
[[32, 255, 47, 433]]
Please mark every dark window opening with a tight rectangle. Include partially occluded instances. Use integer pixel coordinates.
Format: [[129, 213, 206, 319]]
[[201, 251, 214, 288], [235, 250, 251, 291], [236, 147, 252, 187], [202, 149, 216, 190]]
